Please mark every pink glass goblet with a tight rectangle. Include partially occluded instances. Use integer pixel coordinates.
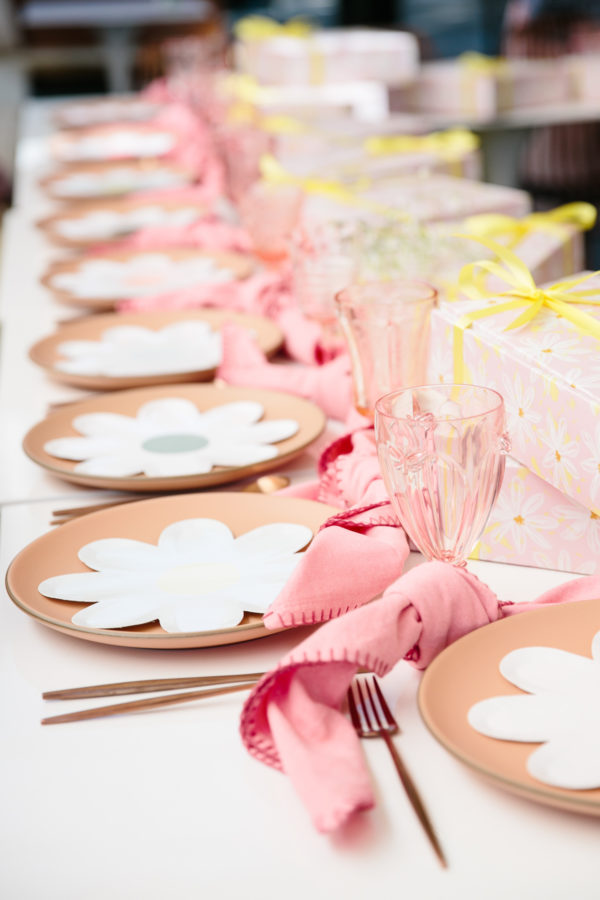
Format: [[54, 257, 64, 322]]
[[336, 280, 437, 419], [374, 384, 510, 565]]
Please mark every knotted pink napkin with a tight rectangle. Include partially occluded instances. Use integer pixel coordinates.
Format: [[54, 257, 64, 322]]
[[101, 219, 253, 256], [217, 324, 354, 418], [265, 427, 399, 628], [241, 564, 600, 832]]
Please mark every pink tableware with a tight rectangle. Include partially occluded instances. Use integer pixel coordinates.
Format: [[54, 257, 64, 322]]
[[375, 384, 509, 565], [336, 280, 437, 418]]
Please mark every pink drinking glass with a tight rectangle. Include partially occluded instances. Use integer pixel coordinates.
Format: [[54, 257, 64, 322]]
[[374, 384, 510, 565], [335, 280, 437, 419], [291, 225, 356, 353], [238, 181, 304, 263]]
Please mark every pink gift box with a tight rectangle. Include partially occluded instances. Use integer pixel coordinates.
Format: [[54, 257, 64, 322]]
[[429, 270, 600, 513], [302, 174, 531, 228], [394, 58, 571, 120], [235, 28, 419, 87], [472, 457, 600, 576], [276, 135, 482, 181], [566, 54, 600, 102]]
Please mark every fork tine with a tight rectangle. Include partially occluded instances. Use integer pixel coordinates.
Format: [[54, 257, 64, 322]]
[[362, 677, 385, 732], [356, 678, 374, 732], [346, 684, 362, 733], [372, 675, 401, 735]]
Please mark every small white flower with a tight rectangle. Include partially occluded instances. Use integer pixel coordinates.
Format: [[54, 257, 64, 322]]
[[564, 367, 600, 394], [519, 331, 587, 363], [52, 166, 193, 199], [501, 372, 541, 445], [488, 478, 556, 553], [582, 422, 600, 504], [553, 502, 600, 554], [50, 253, 236, 301], [38, 518, 313, 632], [44, 398, 299, 478], [469, 630, 600, 790], [57, 205, 204, 242], [56, 321, 221, 378], [540, 416, 579, 493]]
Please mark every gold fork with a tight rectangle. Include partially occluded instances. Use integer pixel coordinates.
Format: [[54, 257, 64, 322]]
[[347, 675, 447, 868]]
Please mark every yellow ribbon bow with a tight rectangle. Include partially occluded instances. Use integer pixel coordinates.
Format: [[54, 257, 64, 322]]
[[364, 128, 480, 160], [234, 15, 313, 42], [452, 236, 600, 382], [259, 155, 408, 219]]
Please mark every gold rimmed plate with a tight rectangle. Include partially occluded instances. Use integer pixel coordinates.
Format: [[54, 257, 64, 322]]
[[37, 195, 211, 249], [53, 97, 164, 130], [29, 308, 282, 391], [419, 596, 600, 817], [41, 246, 255, 311], [23, 384, 326, 492], [5, 492, 337, 650], [40, 159, 197, 203]]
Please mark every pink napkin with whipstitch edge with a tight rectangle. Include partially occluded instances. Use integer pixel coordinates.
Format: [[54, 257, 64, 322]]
[[216, 323, 354, 419], [241, 564, 600, 833]]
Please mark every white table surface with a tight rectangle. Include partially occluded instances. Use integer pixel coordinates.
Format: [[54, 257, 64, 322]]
[[1, 97, 599, 899]]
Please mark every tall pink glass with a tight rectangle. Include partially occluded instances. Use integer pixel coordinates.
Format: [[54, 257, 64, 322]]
[[336, 280, 437, 419], [375, 384, 510, 565]]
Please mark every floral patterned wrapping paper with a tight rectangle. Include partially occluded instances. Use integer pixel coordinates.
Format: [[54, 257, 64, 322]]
[[471, 457, 600, 576], [429, 272, 600, 513]]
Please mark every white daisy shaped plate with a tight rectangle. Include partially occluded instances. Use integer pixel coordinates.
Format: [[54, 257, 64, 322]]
[[37, 196, 210, 249], [50, 124, 177, 163], [41, 247, 254, 311], [40, 159, 196, 202], [418, 596, 600, 817], [23, 384, 326, 491], [53, 98, 164, 129], [5, 493, 337, 649], [29, 308, 283, 391]]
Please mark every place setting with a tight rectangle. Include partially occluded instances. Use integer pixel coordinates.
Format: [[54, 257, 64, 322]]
[[28, 308, 283, 391], [23, 384, 326, 491], [39, 159, 198, 202], [40, 247, 255, 311], [37, 195, 213, 249]]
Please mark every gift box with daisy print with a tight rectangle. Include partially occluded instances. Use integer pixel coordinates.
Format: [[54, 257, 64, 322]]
[[428, 263, 600, 514], [471, 457, 600, 576]]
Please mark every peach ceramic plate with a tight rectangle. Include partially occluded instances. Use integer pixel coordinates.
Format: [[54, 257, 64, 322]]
[[50, 123, 176, 164], [5, 492, 337, 649], [40, 159, 197, 202], [53, 98, 163, 129], [41, 246, 255, 311], [37, 195, 211, 249], [418, 596, 600, 817], [23, 384, 326, 492], [29, 308, 282, 391]]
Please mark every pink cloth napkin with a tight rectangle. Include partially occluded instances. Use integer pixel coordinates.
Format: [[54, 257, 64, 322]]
[[241, 563, 600, 832], [100, 219, 253, 256], [216, 323, 354, 418], [264, 502, 409, 629]]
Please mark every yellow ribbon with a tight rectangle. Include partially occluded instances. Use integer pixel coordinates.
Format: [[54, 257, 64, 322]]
[[452, 236, 600, 382], [221, 73, 274, 105], [259, 155, 408, 219], [234, 15, 313, 41], [459, 52, 508, 75], [364, 129, 479, 177], [462, 203, 597, 243], [365, 129, 479, 160]]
